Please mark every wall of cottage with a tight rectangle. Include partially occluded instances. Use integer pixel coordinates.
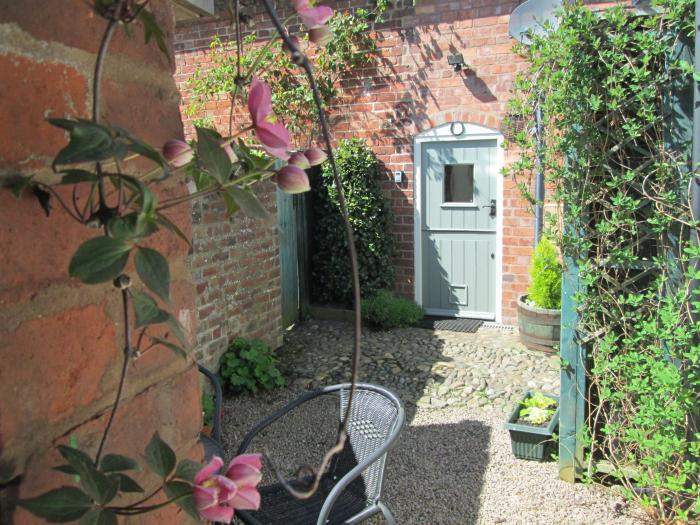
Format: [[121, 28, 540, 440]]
[[174, 0, 587, 325]]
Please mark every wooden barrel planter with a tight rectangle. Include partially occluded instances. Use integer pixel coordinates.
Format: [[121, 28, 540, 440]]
[[517, 294, 561, 353]]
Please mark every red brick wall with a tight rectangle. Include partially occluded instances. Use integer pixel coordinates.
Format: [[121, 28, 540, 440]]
[[0, 2, 201, 522], [174, 0, 612, 324], [175, 21, 284, 365], [190, 186, 283, 370]]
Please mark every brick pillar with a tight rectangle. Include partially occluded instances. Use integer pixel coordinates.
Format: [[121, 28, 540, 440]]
[[0, 2, 202, 522]]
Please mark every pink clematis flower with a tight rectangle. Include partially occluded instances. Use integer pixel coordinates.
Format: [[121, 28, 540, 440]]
[[308, 25, 333, 46], [225, 454, 263, 510], [163, 139, 194, 168], [193, 457, 238, 523], [274, 164, 311, 194], [193, 454, 263, 523], [289, 151, 311, 170], [303, 147, 327, 166], [292, 0, 333, 29], [248, 77, 291, 161]]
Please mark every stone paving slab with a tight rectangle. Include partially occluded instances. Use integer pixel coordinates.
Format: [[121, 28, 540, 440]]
[[279, 320, 560, 416]]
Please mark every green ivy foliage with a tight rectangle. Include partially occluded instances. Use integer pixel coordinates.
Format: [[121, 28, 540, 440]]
[[219, 337, 285, 394], [506, 1, 698, 522], [186, 2, 390, 142], [361, 290, 424, 329], [527, 237, 562, 310], [311, 139, 395, 304]]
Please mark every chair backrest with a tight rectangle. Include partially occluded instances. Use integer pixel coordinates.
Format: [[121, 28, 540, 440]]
[[332, 384, 404, 504]]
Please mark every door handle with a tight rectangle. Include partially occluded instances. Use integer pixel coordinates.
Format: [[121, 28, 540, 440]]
[[482, 199, 496, 217]]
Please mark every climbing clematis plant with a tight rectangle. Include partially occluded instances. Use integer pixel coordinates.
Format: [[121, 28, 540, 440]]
[[9, 0, 344, 523], [248, 76, 292, 161]]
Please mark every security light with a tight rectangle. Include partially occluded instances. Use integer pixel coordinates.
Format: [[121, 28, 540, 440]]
[[447, 53, 465, 72]]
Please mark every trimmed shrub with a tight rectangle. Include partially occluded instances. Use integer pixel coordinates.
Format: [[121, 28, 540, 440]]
[[527, 237, 561, 309], [361, 290, 424, 329], [219, 337, 285, 394], [311, 139, 395, 304]]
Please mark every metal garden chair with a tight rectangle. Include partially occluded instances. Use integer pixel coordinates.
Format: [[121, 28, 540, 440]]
[[235, 383, 405, 525], [198, 364, 225, 461]]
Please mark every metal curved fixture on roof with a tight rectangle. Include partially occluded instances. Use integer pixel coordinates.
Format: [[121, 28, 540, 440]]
[[508, 0, 562, 246], [508, 0, 562, 45]]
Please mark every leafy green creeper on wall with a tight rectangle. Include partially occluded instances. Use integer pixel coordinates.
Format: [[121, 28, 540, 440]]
[[311, 139, 396, 304]]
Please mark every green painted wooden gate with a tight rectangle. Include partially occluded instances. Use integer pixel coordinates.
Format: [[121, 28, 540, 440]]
[[277, 190, 310, 328]]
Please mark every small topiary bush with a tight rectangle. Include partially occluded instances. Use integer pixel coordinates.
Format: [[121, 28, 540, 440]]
[[311, 139, 395, 305], [219, 337, 285, 394], [361, 290, 424, 329], [527, 237, 562, 310]]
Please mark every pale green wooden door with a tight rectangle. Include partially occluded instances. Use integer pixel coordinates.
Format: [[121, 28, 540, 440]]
[[421, 140, 497, 319]]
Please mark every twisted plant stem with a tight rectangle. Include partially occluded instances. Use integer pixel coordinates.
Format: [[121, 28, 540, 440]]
[[261, 0, 362, 500], [95, 284, 133, 466], [93, 2, 123, 209]]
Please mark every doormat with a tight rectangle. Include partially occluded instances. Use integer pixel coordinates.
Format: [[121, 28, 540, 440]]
[[418, 316, 484, 333]]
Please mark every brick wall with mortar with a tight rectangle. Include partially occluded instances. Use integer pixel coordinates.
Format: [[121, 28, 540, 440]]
[[173, 0, 613, 324], [174, 22, 284, 368], [190, 185, 283, 371], [0, 2, 202, 522]]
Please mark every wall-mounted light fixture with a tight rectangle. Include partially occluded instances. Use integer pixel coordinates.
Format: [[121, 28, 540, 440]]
[[447, 53, 465, 72]]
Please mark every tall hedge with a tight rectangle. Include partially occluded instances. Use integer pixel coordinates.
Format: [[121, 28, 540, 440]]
[[311, 139, 395, 304]]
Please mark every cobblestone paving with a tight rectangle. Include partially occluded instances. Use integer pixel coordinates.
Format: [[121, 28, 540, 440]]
[[278, 320, 560, 416]]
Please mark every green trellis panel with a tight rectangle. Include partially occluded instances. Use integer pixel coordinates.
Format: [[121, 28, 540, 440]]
[[557, 25, 695, 484], [558, 249, 586, 483]]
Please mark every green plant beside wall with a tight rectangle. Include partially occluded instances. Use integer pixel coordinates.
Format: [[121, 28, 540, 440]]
[[527, 237, 561, 309], [312, 139, 396, 304], [186, 2, 390, 142], [361, 290, 424, 329], [506, 0, 699, 521], [219, 337, 285, 394]]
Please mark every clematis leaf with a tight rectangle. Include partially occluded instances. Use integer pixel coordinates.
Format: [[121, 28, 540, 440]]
[[144, 432, 176, 479], [69, 237, 131, 284], [49, 119, 116, 167], [156, 212, 192, 249], [138, 8, 168, 57], [135, 247, 170, 303], [99, 454, 139, 473], [7, 174, 35, 198], [58, 170, 99, 185], [18, 487, 92, 522], [150, 336, 187, 360], [196, 127, 231, 183], [110, 473, 144, 494], [58, 446, 118, 505], [174, 459, 202, 483], [226, 186, 269, 220], [164, 481, 201, 523], [132, 291, 169, 328], [78, 508, 117, 525]]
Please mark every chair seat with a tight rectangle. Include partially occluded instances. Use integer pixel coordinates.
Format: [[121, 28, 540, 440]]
[[236, 475, 368, 525], [200, 433, 225, 462]]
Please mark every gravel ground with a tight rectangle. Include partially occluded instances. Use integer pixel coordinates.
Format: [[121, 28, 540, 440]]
[[222, 391, 644, 525], [218, 321, 646, 525]]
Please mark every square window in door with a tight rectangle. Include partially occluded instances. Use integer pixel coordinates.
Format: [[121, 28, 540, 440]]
[[444, 164, 474, 203]]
